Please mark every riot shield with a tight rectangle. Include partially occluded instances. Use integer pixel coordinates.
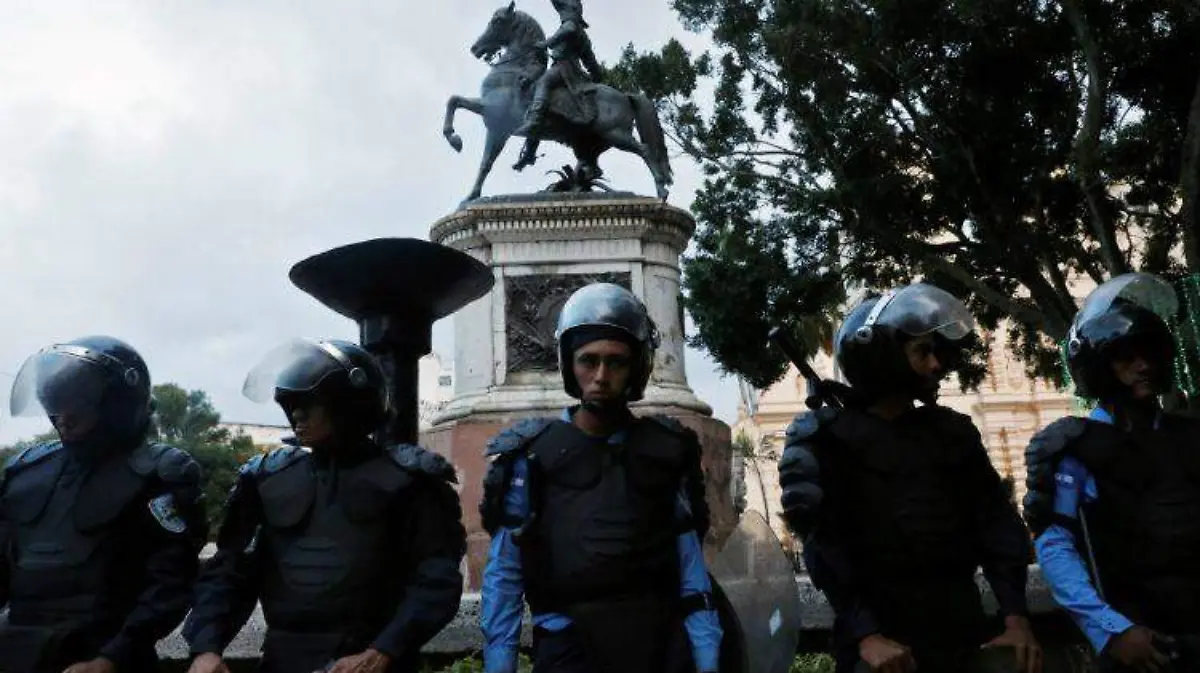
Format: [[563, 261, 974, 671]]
[[708, 511, 803, 673]]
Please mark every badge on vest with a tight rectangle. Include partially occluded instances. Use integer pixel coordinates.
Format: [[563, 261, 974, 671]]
[[148, 494, 187, 534]]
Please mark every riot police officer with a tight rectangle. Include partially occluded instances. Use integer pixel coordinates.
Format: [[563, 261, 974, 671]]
[[0, 336, 208, 673], [1025, 273, 1200, 672], [777, 283, 1041, 673], [183, 339, 466, 673], [479, 283, 721, 673]]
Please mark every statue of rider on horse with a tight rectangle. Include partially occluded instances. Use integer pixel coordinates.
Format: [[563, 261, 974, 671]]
[[512, 0, 605, 172], [443, 1, 674, 202]]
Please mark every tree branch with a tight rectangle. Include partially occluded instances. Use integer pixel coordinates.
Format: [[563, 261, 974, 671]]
[[918, 246, 1053, 333], [1179, 59, 1200, 270], [1061, 0, 1128, 276]]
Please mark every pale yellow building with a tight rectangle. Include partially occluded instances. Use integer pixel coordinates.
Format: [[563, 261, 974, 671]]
[[733, 329, 1077, 544]]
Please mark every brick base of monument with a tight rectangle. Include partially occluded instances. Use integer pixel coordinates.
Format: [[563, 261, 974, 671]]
[[420, 409, 734, 591]]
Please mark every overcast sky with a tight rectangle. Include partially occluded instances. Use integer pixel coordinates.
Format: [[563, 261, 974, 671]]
[[0, 1, 742, 443]]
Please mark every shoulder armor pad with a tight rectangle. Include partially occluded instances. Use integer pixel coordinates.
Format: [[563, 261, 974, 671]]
[[244, 445, 308, 477], [128, 443, 201, 485], [4, 441, 62, 472], [1027, 417, 1088, 458], [648, 415, 685, 434], [388, 444, 457, 483], [485, 418, 555, 457], [923, 405, 972, 423], [239, 453, 266, 475], [648, 415, 700, 451], [784, 408, 837, 443], [920, 405, 984, 442], [1024, 416, 1088, 494]]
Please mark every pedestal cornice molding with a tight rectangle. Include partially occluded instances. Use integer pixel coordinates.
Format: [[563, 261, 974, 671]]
[[431, 195, 695, 251]]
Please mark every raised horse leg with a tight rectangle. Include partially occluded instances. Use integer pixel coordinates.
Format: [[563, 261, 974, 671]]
[[443, 95, 485, 153]]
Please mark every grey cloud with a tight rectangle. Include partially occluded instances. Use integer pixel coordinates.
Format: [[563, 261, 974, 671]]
[[0, 1, 740, 443]]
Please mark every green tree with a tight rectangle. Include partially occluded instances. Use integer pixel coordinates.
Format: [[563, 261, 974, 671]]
[[733, 430, 779, 533], [612, 0, 1200, 389], [150, 383, 258, 536]]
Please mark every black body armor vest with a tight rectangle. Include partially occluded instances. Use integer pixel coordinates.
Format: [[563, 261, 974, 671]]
[[518, 417, 695, 673], [825, 406, 987, 646], [520, 419, 687, 611], [1071, 415, 1200, 633], [0, 443, 161, 672], [254, 448, 412, 672]]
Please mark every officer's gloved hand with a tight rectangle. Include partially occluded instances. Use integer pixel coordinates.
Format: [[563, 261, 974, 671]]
[[187, 653, 232, 673]]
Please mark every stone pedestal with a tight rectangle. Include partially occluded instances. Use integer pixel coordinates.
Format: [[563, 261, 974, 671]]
[[422, 193, 734, 589]]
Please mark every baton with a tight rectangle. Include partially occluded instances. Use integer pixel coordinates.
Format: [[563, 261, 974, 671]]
[[768, 327, 844, 410]]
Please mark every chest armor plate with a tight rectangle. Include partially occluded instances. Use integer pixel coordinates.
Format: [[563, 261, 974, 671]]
[[1074, 418, 1200, 632], [523, 420, 683, 606], [3, 450, 147, 623], [829, 409, 976, 578], [258, 454, 407, 632]]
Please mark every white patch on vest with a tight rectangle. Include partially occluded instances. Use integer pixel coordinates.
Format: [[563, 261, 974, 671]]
[[148, 494, 187, 534], [769, 608, 782, 636], [1055, 473, 1076, 487], [512, 477, 525, 487]]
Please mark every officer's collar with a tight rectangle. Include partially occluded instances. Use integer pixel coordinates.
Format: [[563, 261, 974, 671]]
[[561, 406, 631, 444], [1090, 405, 1162, 431], [311, 436, 381, 468]]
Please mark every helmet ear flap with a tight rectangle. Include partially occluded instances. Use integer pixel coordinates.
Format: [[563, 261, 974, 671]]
[[347, 366, 369, 388]]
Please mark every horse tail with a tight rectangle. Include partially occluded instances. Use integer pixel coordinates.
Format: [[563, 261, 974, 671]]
[[629, 93, 673, 186]]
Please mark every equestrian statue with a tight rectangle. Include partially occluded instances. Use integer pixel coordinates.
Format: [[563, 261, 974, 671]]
[[443, 0, 673, 202]]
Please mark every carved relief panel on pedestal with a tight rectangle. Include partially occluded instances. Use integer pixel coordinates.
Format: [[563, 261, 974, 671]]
[[504, 272, 632, 372]]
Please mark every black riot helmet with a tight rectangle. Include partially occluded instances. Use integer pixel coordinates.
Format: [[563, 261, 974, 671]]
[[10, 335, 155, 443], [243, 338, 390, 439], [555, 283, 660, 401], [1066, 272, 1178, 401], [834, 283, 976, 403]]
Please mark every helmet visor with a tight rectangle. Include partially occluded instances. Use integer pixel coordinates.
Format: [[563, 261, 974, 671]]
[[1074, 273, 1179, 331], [242, 339, 352, 404], [10, 345, 119, 418], [874, 283, 976, 341]]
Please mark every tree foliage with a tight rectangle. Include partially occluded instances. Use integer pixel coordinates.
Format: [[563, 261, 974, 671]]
[[612, 0, 1200, 388], [150, 383, 259, 537]]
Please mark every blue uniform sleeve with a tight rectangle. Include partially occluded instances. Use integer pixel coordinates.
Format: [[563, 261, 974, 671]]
[[1034, 456, 1133, 653], [677, 531, 722, 672], [481, 456, 530, 673]]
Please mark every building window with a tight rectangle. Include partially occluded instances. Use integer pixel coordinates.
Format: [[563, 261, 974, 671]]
[[438, 375, 453, 387]]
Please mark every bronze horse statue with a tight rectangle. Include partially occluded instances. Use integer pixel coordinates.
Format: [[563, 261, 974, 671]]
[[442, 2, 673, 202]]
